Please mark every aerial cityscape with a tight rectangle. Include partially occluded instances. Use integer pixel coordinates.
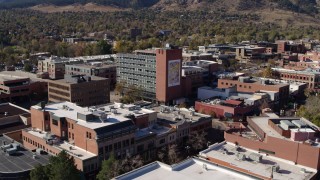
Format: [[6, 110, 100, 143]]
[[1, 0, 320, 180]]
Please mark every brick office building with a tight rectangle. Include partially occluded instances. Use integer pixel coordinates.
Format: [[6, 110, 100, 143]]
[[218, 77, 289, 109], [48, 75, 110, 107], [22, 102, 157, 179], [222, 113, 320, 171], [272, 67, 320, 91]]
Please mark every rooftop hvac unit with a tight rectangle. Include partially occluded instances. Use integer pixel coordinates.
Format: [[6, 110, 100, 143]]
[[249, 153, 262, 163], [236, 153, 246, 161], [272, 165, 280, 172]]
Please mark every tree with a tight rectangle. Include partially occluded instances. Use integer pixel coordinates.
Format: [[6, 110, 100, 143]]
[[188, 131, 208, 151], [97, 153, 121, 180], [168, 144, 180, 164], [30, 150, 81, 180], [94, 40, 112, 55], [30, 164, 49, 180], [24, 63, 33, 72], [262, 66, 273, 78], [48, 150, 81, 180], [115, 81, 126, 96], [297, 95, 320, 126]]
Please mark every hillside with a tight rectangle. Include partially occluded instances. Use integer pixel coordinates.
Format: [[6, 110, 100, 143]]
[[0, 0, 319, 15]]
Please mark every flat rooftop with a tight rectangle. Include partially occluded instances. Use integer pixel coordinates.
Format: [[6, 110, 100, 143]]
[[66, 63, 116, 69], [153, 106, 211, 123], [200, 142, 317, 180], [114, 157, 254, 180], [24, 128, 96, 160], [272, 67, 320, 75], [0, 103, 29, 119], [0, 136, 50, 173], [52, 75, 107, 84], [32, 102, 155, 130], [0, 74, 29, 82]]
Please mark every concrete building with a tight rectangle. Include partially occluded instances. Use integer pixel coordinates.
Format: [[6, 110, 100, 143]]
[[65, 62, 117, 89], [235, 46, 270, 62], [113, 157, 255, 180], [116, 45, 183, 104], [222, 113, 320, 171], [181, 60, 219, 97], [200, 141, 318, 180], [272, 67, 320, 90], [217, 76, 290, 108], [48, 75, 110, 107], [182, 51, 213, 61], [0, 74, 31, 103], [0, 103, 30, 134]]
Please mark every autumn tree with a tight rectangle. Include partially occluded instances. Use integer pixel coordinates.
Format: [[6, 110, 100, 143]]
[[97, 153, 121, 180], [188, 131, 208, 151]]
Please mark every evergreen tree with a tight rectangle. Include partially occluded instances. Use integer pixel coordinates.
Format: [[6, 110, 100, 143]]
[[30, 164, 49, 180], [48, 150, 81, 180], [97, 153, 120, 180]]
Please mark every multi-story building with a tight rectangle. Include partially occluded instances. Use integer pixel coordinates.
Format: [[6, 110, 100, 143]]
[[217, 77, 290, 109], [117, 45, 183, 104], [277, 40, 306, 54], [272, 67, 320, 90], [23, 102, 157, 179], [38, 56, 68, 79], [216, 113, 320, 173], [48, 75, 110, 107], [0, 74, 31, 103], [235, 46, 271, 62], [65, 63, 117, 89], [182, 51, 214, 61], [195, 99, 255, 121]]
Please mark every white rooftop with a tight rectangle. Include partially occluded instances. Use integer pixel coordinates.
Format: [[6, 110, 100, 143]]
[[200, 142, 317, 180], [114, 157, 254, 180], [25, 128, 96, 160], [32, 102, 155, 130]]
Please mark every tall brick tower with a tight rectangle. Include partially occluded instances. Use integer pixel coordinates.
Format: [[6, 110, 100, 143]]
[[156, 45, 183, 104]]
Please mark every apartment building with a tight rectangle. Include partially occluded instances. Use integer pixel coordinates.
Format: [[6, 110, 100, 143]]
[[65, 63, 116, 89], [38, 56, 67, 79], [48, 75, 110, 107], [117, 45, 183, 104]]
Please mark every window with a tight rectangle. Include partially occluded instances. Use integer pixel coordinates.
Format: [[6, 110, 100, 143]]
[[52, 119, 58, 126]]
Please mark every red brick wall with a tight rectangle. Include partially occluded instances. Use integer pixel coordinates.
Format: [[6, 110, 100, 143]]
[[224, 132, 320, 169], [156, 49, 183, 104], [72, 120, 98, 154], [134, 115, 149, 129], [30, 108, 50, 131]]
